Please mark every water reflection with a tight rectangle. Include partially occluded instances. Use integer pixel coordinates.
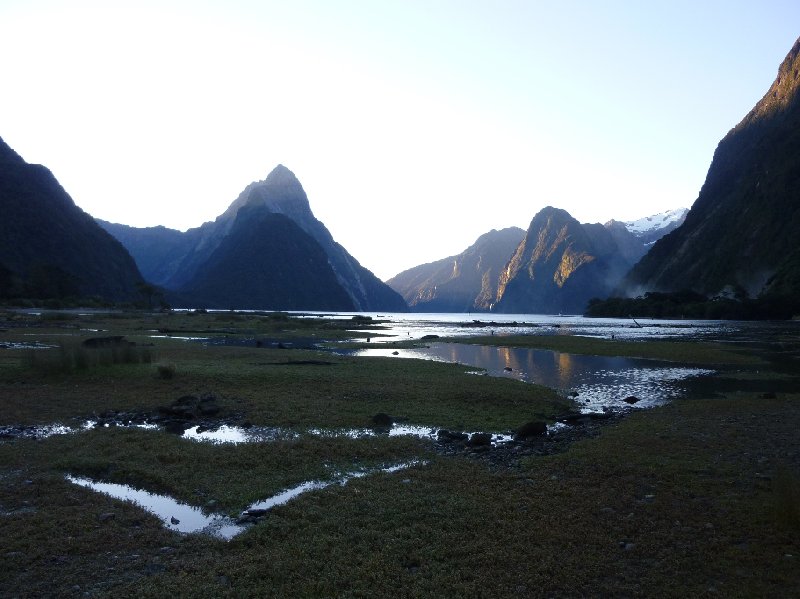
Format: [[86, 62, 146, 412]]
[[353, 343, 714, 411], [66, 475, 243, 539], [66, 460, 422, 540]]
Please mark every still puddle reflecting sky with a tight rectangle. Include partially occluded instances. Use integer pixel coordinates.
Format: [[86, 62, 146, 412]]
[[67, 460, 422, 540], [353, 343, 714, 410]]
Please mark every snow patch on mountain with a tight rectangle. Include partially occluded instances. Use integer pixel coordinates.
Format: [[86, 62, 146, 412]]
[[623, 208, 688, 237]]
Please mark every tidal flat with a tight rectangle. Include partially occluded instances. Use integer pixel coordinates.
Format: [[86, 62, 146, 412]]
[[0, 309, 798, 596]]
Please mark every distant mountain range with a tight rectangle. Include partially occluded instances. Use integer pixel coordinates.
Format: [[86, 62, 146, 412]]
[[99, 165, 407, 311], [4, 36, 798, 317], [386, 227, 526, 312], [621, 37, 800, 313], [0, 136, 144, 302], [388, 207, 685, 314]]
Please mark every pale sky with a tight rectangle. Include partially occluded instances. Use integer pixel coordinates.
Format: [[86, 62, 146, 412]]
[[1, 1, 798, 280]]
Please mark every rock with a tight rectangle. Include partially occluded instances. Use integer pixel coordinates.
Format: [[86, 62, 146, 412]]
[[372, 413, 394, 427], [437, 429, 468, 443], [420, 334, 440, 340], [98, 512, 116, 522], [623, 396, 640, 404], [391, 351, 399, 355], [568, 391, 579, 397], [760, 392, 777, 399], [199, 404, 220, 416], [513, 421, 548, 440], [244, 508, 268, 517], [467, 432, 492, 447]]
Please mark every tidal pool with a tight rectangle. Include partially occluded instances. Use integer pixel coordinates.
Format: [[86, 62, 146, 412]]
[[353, 343, 715, 411]]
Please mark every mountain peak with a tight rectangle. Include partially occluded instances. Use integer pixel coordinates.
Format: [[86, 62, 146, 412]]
[[220, 164, 311, 225], [264, 163, 301, 187], [745, 37, 800, 124], [0, 136, 25, 165]]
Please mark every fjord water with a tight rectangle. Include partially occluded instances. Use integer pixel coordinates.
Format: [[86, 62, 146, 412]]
[[354, 343, 714, 410], [334, 312, 800, 409]]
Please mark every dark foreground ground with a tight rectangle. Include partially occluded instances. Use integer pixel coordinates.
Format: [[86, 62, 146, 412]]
[[0, 310, 798, 597]]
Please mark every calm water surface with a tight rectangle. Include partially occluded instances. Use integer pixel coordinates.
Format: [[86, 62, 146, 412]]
[[353, 342, 714, 411]]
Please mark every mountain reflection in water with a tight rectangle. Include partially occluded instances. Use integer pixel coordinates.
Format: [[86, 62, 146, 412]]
[[353, 343, 714, 411]]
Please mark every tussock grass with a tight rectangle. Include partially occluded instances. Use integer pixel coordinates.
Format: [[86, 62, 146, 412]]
[[774, 465, 800, 531], [24, 341, 153, 374]]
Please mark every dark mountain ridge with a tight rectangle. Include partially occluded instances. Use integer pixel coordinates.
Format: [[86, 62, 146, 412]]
[[494, 207, 636, 314], [179, 206, 355, 310], [100, 165, 407, 311], [623, 37, 800, 311], [0, 136, 144, 302], [387, 227, 526, 312]]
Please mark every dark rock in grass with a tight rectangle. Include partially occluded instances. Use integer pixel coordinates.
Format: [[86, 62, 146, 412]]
[[372, 413, 394, 427], [235, 514, 259, 525], [162, 420, 191, 435], [244, 508, 268, 517], [559, 411, 615, 425], [420, 334, 440, 340], [568, 391, 579, 398], [503, 366, 513, 372], [760, 391, 778, 399], [199, 404, 220, 416], [437, 429, 468, 443], [98, 512, 116, 522], [623, 396, 641, 404], [467, 432, 492, 447], [514, 421, 548, 440], [175, 395, 199, 406]]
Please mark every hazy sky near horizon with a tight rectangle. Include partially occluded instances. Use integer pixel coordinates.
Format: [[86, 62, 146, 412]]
[[1, 1, 798, 280]]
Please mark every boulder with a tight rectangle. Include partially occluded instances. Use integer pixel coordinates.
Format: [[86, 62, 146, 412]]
[[437, 429, 468, 443], [514, 421, 548, 440], [467, 432, 492, 447], [372, 413, 394, 427]]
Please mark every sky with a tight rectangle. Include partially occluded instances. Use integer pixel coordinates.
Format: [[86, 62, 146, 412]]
[[1, 1, 799, 281]]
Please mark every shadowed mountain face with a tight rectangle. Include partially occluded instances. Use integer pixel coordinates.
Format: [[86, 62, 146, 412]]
[[493, 207, 638, 314], [623, 37, 800, 308], [101, 165, 408, 311], [180, 207, 355, 310], [387, 227, 525, 312], [0, 137, 144, 301]]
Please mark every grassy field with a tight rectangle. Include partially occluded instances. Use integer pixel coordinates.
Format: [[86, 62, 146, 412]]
[[1, 310, 798, 597]]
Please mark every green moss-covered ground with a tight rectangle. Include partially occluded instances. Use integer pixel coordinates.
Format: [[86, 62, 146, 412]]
[[1, 310, 798, 596]]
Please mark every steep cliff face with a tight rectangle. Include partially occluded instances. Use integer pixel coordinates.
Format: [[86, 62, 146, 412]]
[[101, 165, 408, 311], [624, 38, 800, 304], [493, 207, 633, 314], [386, 227, 525, 312], [0, 136, 144, 301]]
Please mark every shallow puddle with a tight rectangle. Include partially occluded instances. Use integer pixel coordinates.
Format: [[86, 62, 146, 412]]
[[67, 475, 243, 539], [66, 460, 422, 540]]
